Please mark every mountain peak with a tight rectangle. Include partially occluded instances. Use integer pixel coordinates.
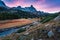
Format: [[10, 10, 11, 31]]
[[17, 6, 21, 8], [24, 5, 37, 12], [0, 0, 6, 7], [30, 5, 35, 9], [31, 5, 34, 8]]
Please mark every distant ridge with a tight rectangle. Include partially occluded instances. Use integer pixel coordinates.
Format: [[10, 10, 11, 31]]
[[0, 0, 50, 16], [11, 5, 37, 12]]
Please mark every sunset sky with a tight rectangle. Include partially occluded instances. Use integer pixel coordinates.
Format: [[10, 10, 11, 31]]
[[2, 0, 60, 13]]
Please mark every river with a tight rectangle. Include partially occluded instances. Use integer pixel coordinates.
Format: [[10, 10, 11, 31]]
[[0, 19, 33, 37], [0, 27, 20, 37]]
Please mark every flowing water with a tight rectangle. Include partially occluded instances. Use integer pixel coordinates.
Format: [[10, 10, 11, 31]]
[[0, 27, 20, 37]]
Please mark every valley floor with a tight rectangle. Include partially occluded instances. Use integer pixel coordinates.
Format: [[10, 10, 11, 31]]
[[0, 18, 60, 40], [0, 18, 39, 29]]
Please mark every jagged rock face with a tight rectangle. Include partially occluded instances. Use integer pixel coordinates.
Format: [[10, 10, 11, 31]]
[[24, 5, 37, 12], [54, 15, 60, 21], [0, 0, 6, 7], [15, 5, 37, 12], [0, 0, 9, 11]]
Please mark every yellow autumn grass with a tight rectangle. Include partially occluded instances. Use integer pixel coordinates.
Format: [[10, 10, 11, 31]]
[[0, 19, 33, 29]]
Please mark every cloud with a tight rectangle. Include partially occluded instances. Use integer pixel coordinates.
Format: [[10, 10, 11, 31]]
[[44, 0, 60, 8]]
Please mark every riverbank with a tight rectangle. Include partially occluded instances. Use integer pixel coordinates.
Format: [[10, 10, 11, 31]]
[[0, 18, 40, 37]]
